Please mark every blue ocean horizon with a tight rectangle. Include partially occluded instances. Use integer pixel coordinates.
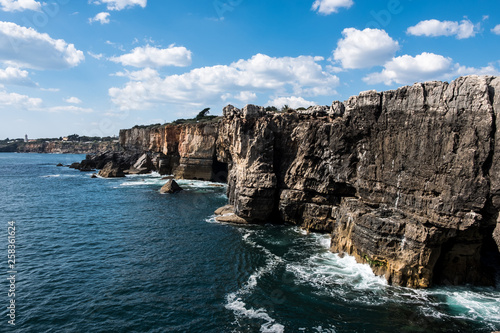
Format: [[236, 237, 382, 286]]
[[1, 153, 499, 332]]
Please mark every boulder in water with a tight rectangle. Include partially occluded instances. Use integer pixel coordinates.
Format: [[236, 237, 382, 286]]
[[160, 180, 183, 194]]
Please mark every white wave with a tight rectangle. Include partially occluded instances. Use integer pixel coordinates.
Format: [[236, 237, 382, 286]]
[[287, 252, 387, 298], [41, 174, 61, 178], [225, 229, 285, 332], [310, 233, 331, 249], [225, 296, 285, 333], [435, 289, 500, 324]]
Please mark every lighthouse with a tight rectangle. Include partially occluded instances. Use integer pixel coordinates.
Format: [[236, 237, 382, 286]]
[[24, 134, 28, 143]]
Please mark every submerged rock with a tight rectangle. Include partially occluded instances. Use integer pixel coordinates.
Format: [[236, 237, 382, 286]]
[[160, 180, 183, 194]]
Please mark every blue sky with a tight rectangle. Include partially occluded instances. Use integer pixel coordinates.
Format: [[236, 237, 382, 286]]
[[0, 0, 499, 139]]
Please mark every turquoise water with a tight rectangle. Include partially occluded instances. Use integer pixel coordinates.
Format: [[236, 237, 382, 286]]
[[0, 153, 499, 332]]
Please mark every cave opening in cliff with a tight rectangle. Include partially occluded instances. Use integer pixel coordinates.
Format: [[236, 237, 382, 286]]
[[432, 227, 500, 287], [212, 157, 228, 183]]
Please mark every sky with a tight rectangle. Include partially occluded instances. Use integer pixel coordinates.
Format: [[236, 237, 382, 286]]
[[0, 0, 499, 139]]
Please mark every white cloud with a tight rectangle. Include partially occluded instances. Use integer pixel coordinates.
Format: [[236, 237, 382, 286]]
[[46, 105, 93, 113], [87, 51, 104, 60], [407, 19, 479, 39], [311, 0, 353, 15], [0, 67, 36, 86], [333, 28, 399, 69], [109, 53, 339, 110], [40, 87, 60, 92], [0, 90, 42, 108], [92, 0, 146, 11], [0, 21, 85, 70], [0, 0, 41, 12], [454, 64, 500, 77], [364, 53, 453, 85], [267, 96, 316, 109], [65, 97, 82, 104], [222, 91, 257, 103], [363, 52, 500, 86], [492, 24, 500, 35], [89, 12, 110, 24], [110, 45, 192, 68]]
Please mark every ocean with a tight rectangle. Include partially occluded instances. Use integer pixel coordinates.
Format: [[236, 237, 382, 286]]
[[0, 153, 499, 333]]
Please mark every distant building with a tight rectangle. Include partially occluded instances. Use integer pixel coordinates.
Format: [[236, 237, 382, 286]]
[[62, 137, 69, 141], [24, 134, 28, 143]]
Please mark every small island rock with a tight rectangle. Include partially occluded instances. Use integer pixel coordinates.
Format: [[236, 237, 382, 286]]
[[160, 180, 183, 194]]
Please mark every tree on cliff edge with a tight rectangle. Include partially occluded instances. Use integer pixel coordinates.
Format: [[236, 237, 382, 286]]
[[196, 108, 210, 120]]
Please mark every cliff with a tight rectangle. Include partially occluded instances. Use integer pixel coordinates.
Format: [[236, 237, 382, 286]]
[[97, 75, 500, 288], [0, 140, 120, 154], [118, 122, 224, 180]]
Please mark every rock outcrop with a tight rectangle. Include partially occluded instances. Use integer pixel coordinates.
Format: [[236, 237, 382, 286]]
[[160, 180, 183, 194], [75, 75, 500, 288], [116, 122, 221, 180], [216, 76, 500, 288], [98, 161, 125, 178]]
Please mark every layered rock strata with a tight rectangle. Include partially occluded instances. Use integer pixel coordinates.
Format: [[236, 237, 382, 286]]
[[82, 75, 500, 288], [118, 123, 220, 180], [216, 76, 500, 288]]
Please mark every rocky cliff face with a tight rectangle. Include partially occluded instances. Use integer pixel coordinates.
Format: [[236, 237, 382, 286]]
[[119, 122, 220, 180], [98, 75, 499, 288], [216, 76, 500, 288]]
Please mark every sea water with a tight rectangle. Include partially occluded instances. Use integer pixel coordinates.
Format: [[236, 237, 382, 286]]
[[0, 153, 499, 332]]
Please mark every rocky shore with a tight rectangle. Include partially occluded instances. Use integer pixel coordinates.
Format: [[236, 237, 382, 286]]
[[78, 75, 500, 289]]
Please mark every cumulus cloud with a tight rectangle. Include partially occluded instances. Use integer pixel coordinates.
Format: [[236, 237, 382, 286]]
[[0, 21, 85, 70], [333, 28, 399, 69], [110, 45, 192, 68], [311, 0, 353, 15], [407, 19, 480, 39], [0, 0, 41, 12], [89, 12, 110, 24], [363, 52, 500, 86], [0, 90, 42, 108], [492, 24, 500, 35], [222, 91, 257, 103], [92, 0, 146, 11], [65, 97, 82, 104], [109, 53, 339, 110], [0, 67, 36, 86], [267, 96, 316, 109], [363, 53, 453, 85]]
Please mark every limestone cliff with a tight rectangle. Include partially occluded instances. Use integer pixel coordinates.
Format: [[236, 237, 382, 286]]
[[118, 122, 220, 180], [216, 76, 500, 288], [88, 75, 500, 288]]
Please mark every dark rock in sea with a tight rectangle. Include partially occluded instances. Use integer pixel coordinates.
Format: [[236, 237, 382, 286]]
[[56, 163, 63, 167], [160, 180, 183, 194], [69, 162, 80, 169], [91, 174, 98, 178], [98, 161, 125, 178]]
